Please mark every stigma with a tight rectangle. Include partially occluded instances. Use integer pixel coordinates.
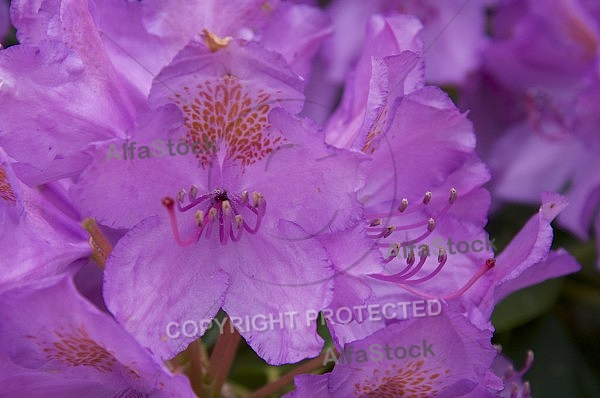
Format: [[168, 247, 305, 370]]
[[162, 186, 266, 247]]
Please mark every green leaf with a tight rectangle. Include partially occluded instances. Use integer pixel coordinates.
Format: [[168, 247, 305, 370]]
[[492, 278, 564, 333], [497, 314, 600, 398]]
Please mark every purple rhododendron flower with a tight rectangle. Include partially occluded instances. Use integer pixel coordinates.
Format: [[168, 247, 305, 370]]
[[287, 309, 502, 397], [492, 349, 534, 398], [288, 192, 578, 396], [0, 276, 195, 398], [313, 13, 495, 345], [71, 35, 365, 365], [0, 0, 591, 395], [318, 192, 578, 395], [0, 0, 348, 367], [310, 14, 582, 367], [462, 0, 600, 267]]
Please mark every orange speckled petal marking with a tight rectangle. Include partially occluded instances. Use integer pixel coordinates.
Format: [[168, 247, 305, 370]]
[[354, 360, 449, 398], [174, 75, 285, 169], [0, 165, 16, 204], [28, 326, 138, 377]]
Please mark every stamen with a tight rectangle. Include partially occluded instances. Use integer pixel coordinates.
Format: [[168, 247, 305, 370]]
[[406, 248, 447, 284], [375, 225, 435, 249], [523, 382, 531, 398], [397, 249, 428, 279], [449, 187, 457, 204], [179, 192, 211, 212], [384, 250, 416, 275], [189, 185, 198, 201], [423, 192, 432, 204], [406, 250, 416, 267], [427, 218, 436, 232], [370, 218, 382, 227], [243, 191, 267, 234], [205, 207, 218, 239], [82, 218, 113, 270], [231, 215, 244, 242], [398, 198, 409, 212], [369, 256, 495, 301], [367, 188, 456, 263], [508, 350, 534, 380], [383, 225, 396, 238], [384, 243, 401, 263], [163, 187, 267, 246], [220, 201, 233, 245], [234, 215, 244, 228], [251, 191, 263, 208], [499, 349, 533, 398], [195, 210, 204, 227], [510, 384, 519, 398], [178, 189, 186, 203], [505, 365, 515, 380], [367, 216, 436, 236]]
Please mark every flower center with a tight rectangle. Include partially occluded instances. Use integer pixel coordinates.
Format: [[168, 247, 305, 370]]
[[162, 186, 266, 246]]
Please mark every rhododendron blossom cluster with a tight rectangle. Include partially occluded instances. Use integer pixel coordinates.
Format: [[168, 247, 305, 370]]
[[1, 1, 595, 397]]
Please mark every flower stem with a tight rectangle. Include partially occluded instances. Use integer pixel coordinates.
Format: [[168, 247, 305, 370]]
[[247, 351, 333, 398], [207, 317, 241, 397], [188, 340, 210, 398]]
